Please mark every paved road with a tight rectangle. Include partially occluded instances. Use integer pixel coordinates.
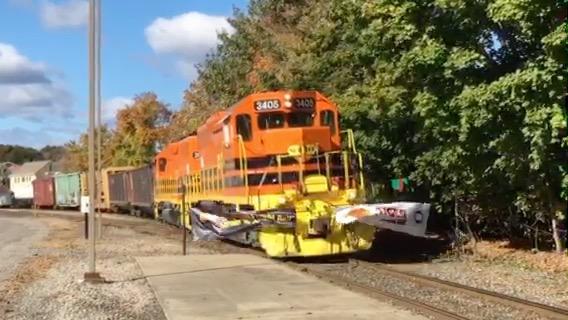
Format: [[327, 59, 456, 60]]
[[0, 213, 48, 282]]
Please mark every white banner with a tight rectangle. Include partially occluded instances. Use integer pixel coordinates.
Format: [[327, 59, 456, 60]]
[[335, 202, 430, 237]]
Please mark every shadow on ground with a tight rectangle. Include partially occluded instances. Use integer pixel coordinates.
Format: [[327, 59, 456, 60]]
[[354, 230, 453, 264]]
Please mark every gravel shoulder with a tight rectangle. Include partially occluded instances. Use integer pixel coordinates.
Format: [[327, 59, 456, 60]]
[[0, 216, 48, 283], [0, 212, 206, 320]]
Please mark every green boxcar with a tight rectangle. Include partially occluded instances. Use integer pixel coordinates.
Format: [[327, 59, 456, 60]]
[[54, 173, 81, 208]]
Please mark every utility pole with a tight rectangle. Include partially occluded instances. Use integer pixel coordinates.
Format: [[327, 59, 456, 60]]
[[95, 0, 103, 240], [84, 0, 104, 283]]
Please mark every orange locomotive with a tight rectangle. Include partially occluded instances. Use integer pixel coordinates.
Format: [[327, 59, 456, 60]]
[[154, 90, 375, 257]]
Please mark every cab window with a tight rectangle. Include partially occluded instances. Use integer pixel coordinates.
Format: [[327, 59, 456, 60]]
[[258, 113, 285, 130], [288, 112, 314, 127], [320, 110, 336, 135], [158, 158, 167, 172], [236, 114, 252, 141]]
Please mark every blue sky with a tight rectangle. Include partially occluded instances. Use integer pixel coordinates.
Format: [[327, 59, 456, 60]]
[[0, 0, 247, 148]]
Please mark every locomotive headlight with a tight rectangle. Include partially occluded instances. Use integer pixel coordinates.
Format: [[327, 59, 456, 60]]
[[278, 196, 287, 205], [284, 93, 292, 108], [415, 211, 423, 223], [346, 190, 357, 200]]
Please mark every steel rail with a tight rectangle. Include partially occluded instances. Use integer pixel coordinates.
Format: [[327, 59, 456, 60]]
[[290, 264, 469, 320], [351, 259, 568, 320]]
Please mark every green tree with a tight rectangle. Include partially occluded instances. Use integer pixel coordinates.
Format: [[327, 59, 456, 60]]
[[172, 0, 567, 250], [0, 145, 43, 164]]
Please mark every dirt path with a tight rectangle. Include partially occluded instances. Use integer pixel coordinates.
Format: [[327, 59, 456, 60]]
[[0, 216, 48, 283]]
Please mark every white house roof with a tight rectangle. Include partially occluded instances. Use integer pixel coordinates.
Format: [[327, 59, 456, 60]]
[[9, 161, 51, 177]]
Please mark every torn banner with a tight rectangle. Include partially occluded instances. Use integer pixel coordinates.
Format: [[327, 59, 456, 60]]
[[190, 207, 261, 241], [335, 202, 431, 237]]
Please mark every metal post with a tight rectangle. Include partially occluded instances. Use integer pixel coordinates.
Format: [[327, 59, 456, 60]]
[[95, 0, 102, 239], [181, 182, 187, 255], [84, 0, 103, 283]]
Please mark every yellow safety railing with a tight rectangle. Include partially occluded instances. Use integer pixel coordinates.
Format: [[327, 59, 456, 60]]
[[358, 153, 365, 197], [341, 129, 357, 153], [274, 149, 365, 195]]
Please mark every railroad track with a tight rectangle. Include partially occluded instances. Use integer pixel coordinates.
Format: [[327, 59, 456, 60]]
[[350, 259, 568, 320], [292, 263, 469, 320]]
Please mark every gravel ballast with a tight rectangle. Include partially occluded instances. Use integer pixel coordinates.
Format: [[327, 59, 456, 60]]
[[1, 215, 209, 320], [414, 258, 568, 309], [305, 261, 549, 320]]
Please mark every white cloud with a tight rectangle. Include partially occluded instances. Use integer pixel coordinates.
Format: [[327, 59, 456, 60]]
[[40, 0, 88, 29], [102, 96, 133, 123], [0, 43, 49, 84], [145, 11, 234, 79], [0, 43, 72, 121]]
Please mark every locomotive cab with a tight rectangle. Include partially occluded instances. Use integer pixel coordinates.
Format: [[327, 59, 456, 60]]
[[222, 91, 363, 198]]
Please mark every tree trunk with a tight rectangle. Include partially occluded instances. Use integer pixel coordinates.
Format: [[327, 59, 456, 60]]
[[462, 207, 477, 254], [552, 217, 565, 253]]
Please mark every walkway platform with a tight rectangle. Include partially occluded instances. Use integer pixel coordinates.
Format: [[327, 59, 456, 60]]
[[136, 254, 427, 320]]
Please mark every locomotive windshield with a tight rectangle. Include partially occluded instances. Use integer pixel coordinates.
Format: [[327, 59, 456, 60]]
[[287, 112, 314, 127], [258, 113, 285, 129], [320, 110, 336, 134]]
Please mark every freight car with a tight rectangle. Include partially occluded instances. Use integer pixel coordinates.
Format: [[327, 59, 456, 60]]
[[54, 173, 81, 208], [154, 90, 430, 257], [107, 165, 154, 216], [32, 176, 55, 209], [80, 167, 134, 212], [108, 170, 130, 212], [127, 165, 154, 217]]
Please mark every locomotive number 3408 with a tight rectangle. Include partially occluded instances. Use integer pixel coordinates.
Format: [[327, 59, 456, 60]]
[[254, 99, 280, 111]]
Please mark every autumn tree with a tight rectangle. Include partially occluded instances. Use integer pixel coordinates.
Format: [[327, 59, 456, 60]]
[[111, 92, 171, 166], [61, 125, 114, 172]]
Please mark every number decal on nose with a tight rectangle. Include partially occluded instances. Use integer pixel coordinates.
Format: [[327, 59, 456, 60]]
[[254, 99, 281, 111], [293, 98, 315, 109], [288, 144, 318, 156]]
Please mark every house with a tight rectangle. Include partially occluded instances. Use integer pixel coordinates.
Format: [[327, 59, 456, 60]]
[[9, 160, 51, 205], [0, 162, 18, 187]]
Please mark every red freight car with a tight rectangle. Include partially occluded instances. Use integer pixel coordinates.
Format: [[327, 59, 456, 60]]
[[32, 176, 55, 209]]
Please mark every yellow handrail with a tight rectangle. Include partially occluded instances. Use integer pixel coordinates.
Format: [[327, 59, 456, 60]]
[[342, 151, 350, 189], [341, 129, 357, 153], [324, 153, 331, 189], [277, 155, 283, 191], [358, 153, 366, 197]]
